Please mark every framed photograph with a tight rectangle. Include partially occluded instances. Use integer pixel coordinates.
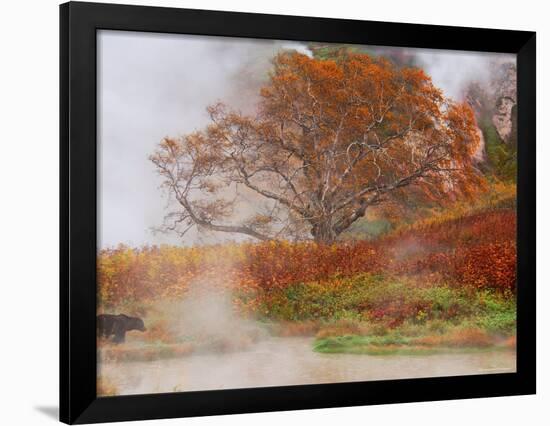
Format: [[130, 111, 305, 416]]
[[60, 1, 536, 424]]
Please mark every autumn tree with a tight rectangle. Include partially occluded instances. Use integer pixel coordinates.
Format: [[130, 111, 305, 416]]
[[151, 52, 483, 243]]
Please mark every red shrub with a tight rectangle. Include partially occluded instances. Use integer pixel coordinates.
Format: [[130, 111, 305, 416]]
[[98, 209, 517, 309], [239, 241, 385, 292], [454, 241, 516, 292]]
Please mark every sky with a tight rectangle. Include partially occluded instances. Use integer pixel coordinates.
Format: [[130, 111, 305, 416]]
[[97, 30, 514, 248]]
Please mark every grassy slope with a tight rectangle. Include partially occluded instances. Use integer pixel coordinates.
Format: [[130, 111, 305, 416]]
[[98, 184, 517, 358], [258, 185, 517, 354], [259, 273, 516, 352]]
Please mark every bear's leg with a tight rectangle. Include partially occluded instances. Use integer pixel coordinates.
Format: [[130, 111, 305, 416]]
[[112, 321, 126, 344], [99, 315, 116, 339]]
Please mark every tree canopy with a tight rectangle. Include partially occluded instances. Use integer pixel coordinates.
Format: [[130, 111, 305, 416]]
[[151, 51, 483, 243]]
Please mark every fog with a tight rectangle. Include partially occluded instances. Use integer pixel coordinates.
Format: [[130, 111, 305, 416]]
[[99, 336, 515, 395], [98, 30, 307, 248], [163, 276, 267, 349], [412, 48, 514, 99], [98, 31, 514, 248], [363, 45, 515, 99]]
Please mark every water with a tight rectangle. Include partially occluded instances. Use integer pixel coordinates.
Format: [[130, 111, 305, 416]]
[[98, 337, 516, 396]]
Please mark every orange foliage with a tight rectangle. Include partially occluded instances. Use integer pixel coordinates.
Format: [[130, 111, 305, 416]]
[[98, 209, 516, 310], [386, 210, 516, 292], [415, 328, 494, 348], [504, 335, 517, 349], [98, 241, 385, 308], [315, 320, 371, 339], [97, 377, 118, 396], [242, 241, 384, 292], [272, 321, 321, 337], [151, 51, 484, 244], [454, 241, 516, 291]]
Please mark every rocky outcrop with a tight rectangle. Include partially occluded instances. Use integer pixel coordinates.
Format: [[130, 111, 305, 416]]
[[464, 61, 517, 180], [466, 61, 516, 145], [490, 62, 517, 144]]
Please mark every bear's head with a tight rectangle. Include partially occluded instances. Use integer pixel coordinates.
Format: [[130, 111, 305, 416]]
[[128, 316, 146, 332]]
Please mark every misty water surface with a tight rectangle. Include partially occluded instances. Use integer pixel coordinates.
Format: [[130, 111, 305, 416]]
[[98, 337, 515, 395]]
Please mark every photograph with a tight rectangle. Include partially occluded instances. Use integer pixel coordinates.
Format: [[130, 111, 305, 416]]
[[96, 30, 518, 397]]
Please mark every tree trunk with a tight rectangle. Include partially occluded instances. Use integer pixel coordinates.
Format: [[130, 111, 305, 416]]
[[311, 220, 337, 244]]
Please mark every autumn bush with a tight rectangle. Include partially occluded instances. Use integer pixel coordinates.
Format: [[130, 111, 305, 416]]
[[98, 207, 516, 313], [97, 198, 517, 355], [414, 328, 494, 348], [98, 241, 386, 309], [96, 213, 517, 357], [387, 209, 516, 291], [97, 376, 118, 396], [256, 273, 514, 333], [241, 241, 384, 292], [454, 241, 516, 291]]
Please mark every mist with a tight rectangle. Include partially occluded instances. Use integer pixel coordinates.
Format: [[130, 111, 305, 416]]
[[365, 45, 515, 99], [163, 276, 266, 351], [98, 31, 514, 248], [98, 30, 308, 248], [413, 48, 515, 100]]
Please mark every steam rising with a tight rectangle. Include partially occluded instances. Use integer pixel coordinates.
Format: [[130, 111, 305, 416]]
[[98, 32, 514, 248], [98, 30, 305, 247], [168, 277, 266, 350], [364, 45, 515, 99], [414, 49, 514, 99]]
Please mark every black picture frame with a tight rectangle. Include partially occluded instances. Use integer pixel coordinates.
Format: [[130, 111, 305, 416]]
[[60, 1, 536, 424]]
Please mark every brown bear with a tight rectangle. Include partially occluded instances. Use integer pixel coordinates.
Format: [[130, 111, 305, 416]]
[[97, 313, 146, 343]]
